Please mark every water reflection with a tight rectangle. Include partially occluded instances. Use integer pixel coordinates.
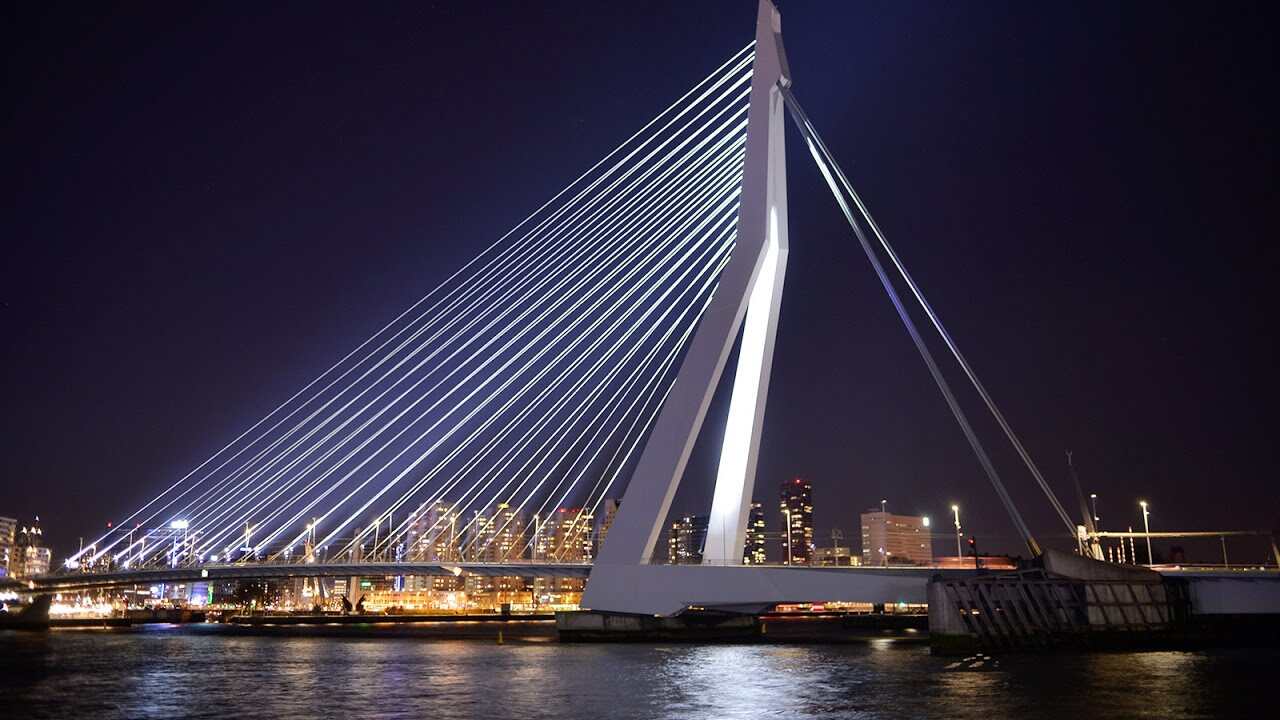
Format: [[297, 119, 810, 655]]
[[0, 628, 1273, 720]]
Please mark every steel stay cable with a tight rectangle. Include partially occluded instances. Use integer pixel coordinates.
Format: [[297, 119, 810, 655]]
[[341, 183, 745, 558], [782, 87, 1075, 540], [174, 119, 747, 556], [245, 139, 747, 556], [80, 46, 754, 565]]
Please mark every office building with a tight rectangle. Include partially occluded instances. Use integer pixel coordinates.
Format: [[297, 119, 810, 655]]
[[860, 508, 932, 566], [743, 502, 767, 564], [545, 507, 593, 594], [667, 514, 708, 565], [779, 477, 813, 565], [544, 507, 593, 563], [407, 501, 463, 591], [465, 502, 529, 598]]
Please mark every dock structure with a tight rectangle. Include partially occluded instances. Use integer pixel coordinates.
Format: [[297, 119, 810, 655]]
[[927, 550, 1280, 653]]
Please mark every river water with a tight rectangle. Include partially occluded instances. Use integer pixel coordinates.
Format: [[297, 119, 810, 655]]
[[1, 625, 1272, 719]]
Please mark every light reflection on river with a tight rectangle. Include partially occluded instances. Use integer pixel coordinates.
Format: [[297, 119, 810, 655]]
[[0, 625, 1272, 719]]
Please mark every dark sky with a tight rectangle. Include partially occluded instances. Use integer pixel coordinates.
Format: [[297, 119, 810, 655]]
[[4, 1, 1277, 561]]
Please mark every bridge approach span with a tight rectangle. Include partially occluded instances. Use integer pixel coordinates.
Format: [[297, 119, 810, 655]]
[[19, 562, 591, 594]]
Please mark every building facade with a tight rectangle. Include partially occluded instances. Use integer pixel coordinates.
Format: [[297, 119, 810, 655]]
[[813, 545, 859, 566], [667, 514, 709, 565], [859, 509, 932, 566], [542, 507, 593, 595], [464, 503, 529, 599], [407, 501, 464, 591], [595, 499, 621, 556], [743, 502, 767, 564], [779, 478, 813, 565], [8, 515, 51, 578], [0, 515, 15, 577]]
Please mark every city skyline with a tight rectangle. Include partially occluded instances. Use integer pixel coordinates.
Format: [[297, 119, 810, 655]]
[[5, 0, 1277, 563], [1, 4, 1276, 718]]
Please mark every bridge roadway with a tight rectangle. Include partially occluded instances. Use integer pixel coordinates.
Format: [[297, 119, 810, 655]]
[[12, 561, 592, 594], [13, 561, 962, 596], [13, 562, 1275, 617]]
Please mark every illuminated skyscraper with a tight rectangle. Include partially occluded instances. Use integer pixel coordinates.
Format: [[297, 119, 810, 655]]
[[406, 501, 463, 591], [666, 514, 709, 565], [10, 515, 50, 578], [743, 502, 767, 564], [408, 501, 460, 562], [547, 507, 593, 563], [779, 478, 813, 565], [462, 503, 529, 598], [545, 507, 593, 594], [480, 503, 527, 562]]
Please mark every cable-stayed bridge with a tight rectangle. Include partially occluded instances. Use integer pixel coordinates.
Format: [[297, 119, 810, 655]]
[[33, 1, 1275, 617]]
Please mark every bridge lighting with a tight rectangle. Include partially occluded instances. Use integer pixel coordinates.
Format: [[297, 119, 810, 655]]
[[170, 520, 189, 530], [210, 554, 219, 562], [951, 505, 963, 558], [922, 516, 930, 528], [64, 558, 78, 570], [1139, 501, 1153, 565]]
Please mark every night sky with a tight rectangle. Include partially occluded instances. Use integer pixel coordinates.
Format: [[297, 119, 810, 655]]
[[5, 1, 1277, 561]]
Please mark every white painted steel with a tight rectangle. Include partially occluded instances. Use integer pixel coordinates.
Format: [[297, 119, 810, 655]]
[[585, 0, 791, 613]]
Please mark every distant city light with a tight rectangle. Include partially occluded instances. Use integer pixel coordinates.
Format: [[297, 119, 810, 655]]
[[170, 520, 190, 530], [922, 516, 931, 527]]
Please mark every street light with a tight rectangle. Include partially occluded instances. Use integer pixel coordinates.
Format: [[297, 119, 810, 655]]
[[1139, 500, 1153, 565], [951, 505, 962, 558], [1089, 493, 1100, 527]]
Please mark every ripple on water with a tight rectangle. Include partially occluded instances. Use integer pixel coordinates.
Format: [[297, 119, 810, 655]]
[[0, 626, 1273, 720]]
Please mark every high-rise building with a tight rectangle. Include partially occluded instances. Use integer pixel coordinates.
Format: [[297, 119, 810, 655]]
[[779, 478, 813, 565], [544, 507, 593, 594], [0, 516, 16, 577], [468, 503, 528, 597], [10, 515, 50, 578], [408, 501, 461, 562], [743, 502, 767, 564], [860, 508, 932, 566], [476, 503, 526, 563], [666, 514, 708, 565], [20, 546, 52, 577], [546, 507, 593, 563], [595, 499, 621, 555], [406, 501, 463, 592]]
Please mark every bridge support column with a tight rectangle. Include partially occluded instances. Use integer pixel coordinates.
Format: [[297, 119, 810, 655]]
[[584, 0, 791, 615]]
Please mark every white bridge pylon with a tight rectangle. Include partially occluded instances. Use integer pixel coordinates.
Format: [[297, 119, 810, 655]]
[[584, 0, 859, 614]]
